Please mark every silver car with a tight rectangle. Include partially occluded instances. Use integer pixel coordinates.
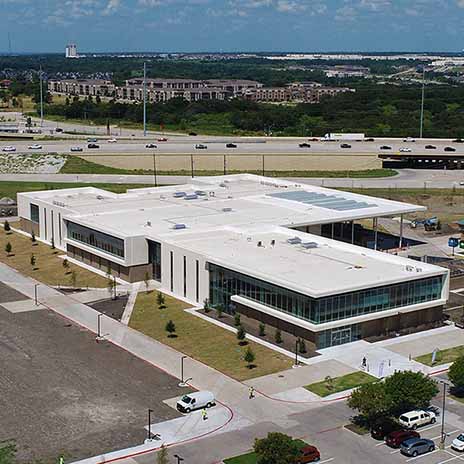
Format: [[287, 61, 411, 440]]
[[400, 437, 435, 457]]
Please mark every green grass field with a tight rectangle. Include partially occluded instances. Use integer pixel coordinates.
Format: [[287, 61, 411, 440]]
[[60, 155, 396, 178], [415, 346, 464, 366], [305, 371, 377, 397]]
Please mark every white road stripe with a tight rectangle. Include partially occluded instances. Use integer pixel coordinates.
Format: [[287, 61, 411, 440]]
[[406, 448, 440, 462]]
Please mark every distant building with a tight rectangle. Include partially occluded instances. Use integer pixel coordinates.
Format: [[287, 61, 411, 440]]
[[65, 44, 78, 59], [48, 79, 115, 97]]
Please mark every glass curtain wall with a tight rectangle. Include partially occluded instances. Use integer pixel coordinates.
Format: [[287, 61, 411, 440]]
[[209, 263, 444, 324], [147, 240, 162, 281]]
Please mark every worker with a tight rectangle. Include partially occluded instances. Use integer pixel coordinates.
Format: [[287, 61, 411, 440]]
[[249, 386, 255, 399], [201, 408, 208, 421]]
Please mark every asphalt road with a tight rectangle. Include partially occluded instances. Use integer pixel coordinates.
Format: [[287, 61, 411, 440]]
[[0, 169, 463, 189]]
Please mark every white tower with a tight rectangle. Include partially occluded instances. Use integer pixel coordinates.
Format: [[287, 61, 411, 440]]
[[65, 43, 77, 58]]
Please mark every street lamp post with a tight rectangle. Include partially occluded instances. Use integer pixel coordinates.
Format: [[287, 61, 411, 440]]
[[97, 313, 103, 338], [420, 68, 426, 139], [147, 408, 154, 440], [153, 153, 158, 187], [174, 455, 184, 464], [294, 339, 298, 367], [181, 355, 187, 384], [34, 283, 39, 306], [440, 381, 448, 449]]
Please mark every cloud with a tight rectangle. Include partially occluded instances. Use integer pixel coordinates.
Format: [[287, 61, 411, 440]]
[[102, 0, 121, 14]]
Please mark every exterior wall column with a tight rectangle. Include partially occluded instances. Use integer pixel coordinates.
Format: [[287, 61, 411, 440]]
[[399, 214, 404, 249], [373, 217, 378, 250], [351, 220, 355, 244]]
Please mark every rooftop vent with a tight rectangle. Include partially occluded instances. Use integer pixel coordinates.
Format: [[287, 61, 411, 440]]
[[222, 207, 233, 212], [405, 265, 414, 272], [146, 220, 152, 227], [173, 223, 186, 230], [301, 241, 318, 249], [271, 239, 276, 246], [184, 194, 198, 200], [257, 241, 263, 247], [287, 237, 302, 245], [173, 191, 186, 198], [209, 191, 216, 197]]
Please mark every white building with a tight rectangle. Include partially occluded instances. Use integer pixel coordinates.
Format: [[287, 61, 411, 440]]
[[65, 43, 77, 59], [17, 174, 449, 349]]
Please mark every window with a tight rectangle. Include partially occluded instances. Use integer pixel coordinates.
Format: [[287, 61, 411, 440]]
[[44, 208, 47, 240], [170, 251, 174, 292], [51, 211, 54, 240], [147, 240, 161, 281], [58, 213, 62, 243], [30, 204, 39, 224], [183, 256, 187, 297], [208, 263, 444, 323], [67, 221, 124, 258], [196, 260, 199, 302]]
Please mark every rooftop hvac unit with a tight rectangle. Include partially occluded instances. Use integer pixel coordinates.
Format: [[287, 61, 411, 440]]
[[173, 223, 186, 230], [405, 265, 414, 272], [301, 242, 318, 249], [195, 190, 207, 196], [287, 237, 302, 245], [271, 239, 276, 246], [96, 195, 104, 200], [146, 220, 152, 227], [257, 241, 263, 247], [222, 207, 233, 212], [184, 194, 198, 200], [173, 191, 186, 198]]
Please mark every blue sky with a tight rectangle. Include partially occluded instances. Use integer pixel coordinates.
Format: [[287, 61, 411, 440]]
[[1, 0, 464, 53]]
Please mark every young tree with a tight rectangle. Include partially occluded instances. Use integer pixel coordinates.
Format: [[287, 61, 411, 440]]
[[143, 271, 150, 292], [156, 444, 169, 464], [259, 323, 266, 337], [275, 328, 282, 344], [384, 370, 439, 416], [31, 231, 36, 244], [50, 237, 55, 249], [156, 291, 166, 309], [234, 313, 241, 327], [216, 304, 223, 319], [5, 242, 12, 256], [348, 382, 390, 426], [203, 298, 210, 313], [3, 220, 11, 233], [449, 356, 464, 394], [62, 258, 70, 273], [299, 338, 307, 354], [244, 346, 255, 369], [237, 325, 247, 345], [30, 253, 36, 269], [165, 319, 176, 337], [254, 432, 300, 464]]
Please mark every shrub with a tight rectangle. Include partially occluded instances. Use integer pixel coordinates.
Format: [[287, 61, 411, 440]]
[[5, 242, 12, 256], [254, 432, 299, 464], [165, 319, 176, 337], [156, 291, 166, 309], [298, 338, 307, 354], [259, 323, 266, 337], [31, 231, 36, 243], [275, 328, 282, 344], [237, 325, 247, 345], [234, 313, 241, 327], [3, 220, 11, 232], [244, 346, 256, 369]]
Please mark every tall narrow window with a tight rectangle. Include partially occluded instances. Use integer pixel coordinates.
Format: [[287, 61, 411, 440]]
[[170, 251, 174, 292], [51, 211, 54, 241], [44, 208, 47, 240], [58, 213, 62, 244], [183, 256, 187, 297], [195, 260, 199, 302]]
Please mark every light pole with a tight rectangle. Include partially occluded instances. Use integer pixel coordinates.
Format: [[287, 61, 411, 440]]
[[440, 380, 449, 449], [143, 61, 147, 137], [181, 355, 187, 384], [97, 313, 103, 338], [147, 408, 154, 440], [174, 455, 184, 464], [153, 153, 158, 187], [294, 339, 299, 367], [34, 283, 39, 306], [39, 65, 44, 127], [419, 67, 425, 139]]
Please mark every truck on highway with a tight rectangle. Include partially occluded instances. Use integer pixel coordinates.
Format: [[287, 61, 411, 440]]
[[323, 133, 365, 141]]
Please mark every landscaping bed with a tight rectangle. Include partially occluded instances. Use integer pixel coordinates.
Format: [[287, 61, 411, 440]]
[[305, 371, 377, 397]]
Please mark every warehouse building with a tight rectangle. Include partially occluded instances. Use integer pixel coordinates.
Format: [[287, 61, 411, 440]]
[[17, 174, 449, 348]]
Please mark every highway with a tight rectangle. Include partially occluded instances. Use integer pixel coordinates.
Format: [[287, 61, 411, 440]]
[[1, 169, 463, 189]]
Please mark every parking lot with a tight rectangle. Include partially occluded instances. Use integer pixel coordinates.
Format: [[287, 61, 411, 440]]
[[0, 281, 190, 463]]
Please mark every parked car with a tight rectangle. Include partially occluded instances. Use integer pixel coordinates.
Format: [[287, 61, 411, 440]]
[[157, 137, 168, 142], [176, 391, 215, 413], [371, 418, 403, 440], [365, 137, 375, 142], [188, 132, 197, 136], [445, 146, 456, 152], [400, 437, 435, 457], [453, 138, 464, 143], [380, 145, 391, 150], [295, 445, 320, 463], [107, 138, 117, 143], [28, 144, 42, 150], [451, 433, 464, 452], [386, 430, 420, 448], [398, 410, 436, 430], [70, 146, 83, 152], [195, 143, 207, 149], [2, 146, 16, 152], [340, 143, 351, 149], [145, 143, 157, 149], [399, 147, 412, 153], [425, 145, 436, 149], [226, 143, 237, 148], [87, 138, 98, 143], [87, 143, 100, 149], [299, 143, 311, 148]]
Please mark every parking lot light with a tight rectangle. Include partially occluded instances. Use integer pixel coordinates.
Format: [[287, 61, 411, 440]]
[[147, 408, 154, 440], [174, 455, 184, 464], [34, 283, 39, 306], [440, 380, 449, 449]]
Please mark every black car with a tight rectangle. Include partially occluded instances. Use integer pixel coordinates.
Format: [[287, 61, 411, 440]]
[[226, 143, 237, 148], [195, 144, 207, 149], [87, 143, 100, 149], [371, 418, 403, 440], [55, 127, 63, 133], [299, 143, 311, 148], [145, 143, 157, 149], [189, 132, 198, 136], [365, 138, 375, 142], [425, 145, 436, 149], [453, 138, 464, 143], [380, 145, 391, 150], [340, 143, 351, 149], [444, 146, 456, 152]]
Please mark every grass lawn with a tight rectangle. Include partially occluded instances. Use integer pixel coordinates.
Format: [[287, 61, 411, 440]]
[[60, 155, 395, 178], [0, 181, 153, 202], [223, 439, 308, 464], [0, 227, 108, 288], [304, 371, 377, 397], [129, 291, 293, 381], [415, 346, 464, 366]]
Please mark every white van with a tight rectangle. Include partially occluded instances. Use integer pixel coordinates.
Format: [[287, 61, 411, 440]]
[[398, 410, 436, 429], [176, 391, 216, 413]]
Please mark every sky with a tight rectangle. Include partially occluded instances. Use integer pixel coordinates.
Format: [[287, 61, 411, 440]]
[[1, 0, 464, 53]]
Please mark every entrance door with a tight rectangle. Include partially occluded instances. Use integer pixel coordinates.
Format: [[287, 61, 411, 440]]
[[331, 327, 352, 346]]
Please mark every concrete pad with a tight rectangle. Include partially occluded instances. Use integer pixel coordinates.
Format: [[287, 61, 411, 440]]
[[245, 360, 355, 395], [272, 387, 321, 402], [0, 299, 47, 313]]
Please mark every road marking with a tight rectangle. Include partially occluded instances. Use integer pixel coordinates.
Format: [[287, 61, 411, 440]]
[[375, 441, 386, 447], [436, 456, 460, 464], [430, 431, 460, 441], [318, 459, 335, 464], [406, 448, 440, 462], [390, 449, 401, 454]]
